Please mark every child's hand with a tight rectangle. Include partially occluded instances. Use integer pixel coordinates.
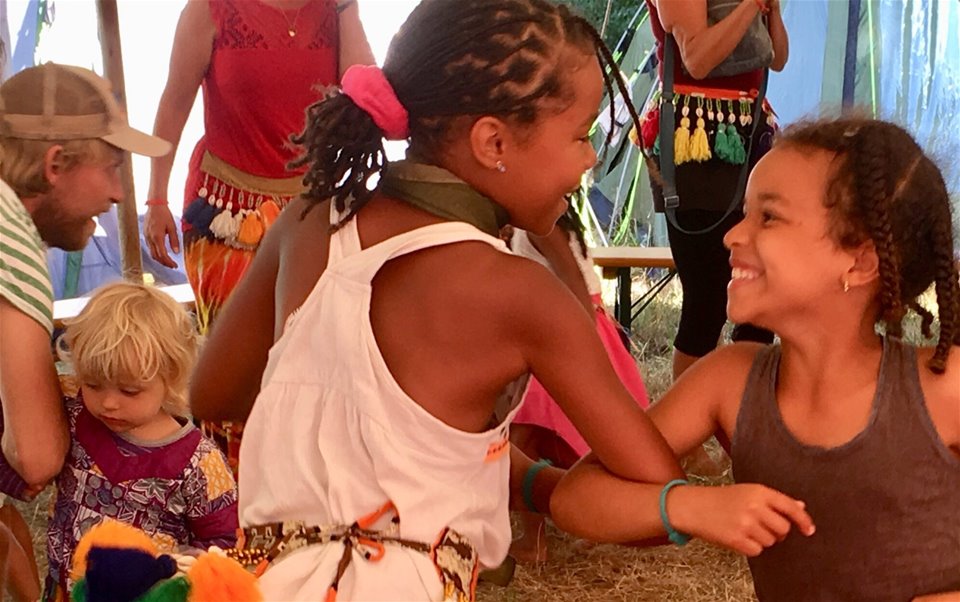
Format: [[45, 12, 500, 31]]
[[911, 594, 960, 602], [669, 483, 815, 557], [23, 482, 45, 501]]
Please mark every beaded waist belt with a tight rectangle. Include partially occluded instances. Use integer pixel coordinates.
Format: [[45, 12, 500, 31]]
[[182, 151, 305, 249], [632, 86, 777, 167], [226, 502, 480, 602]]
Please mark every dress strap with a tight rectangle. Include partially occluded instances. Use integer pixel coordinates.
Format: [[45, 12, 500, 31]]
[[326, 202, 363, 265]]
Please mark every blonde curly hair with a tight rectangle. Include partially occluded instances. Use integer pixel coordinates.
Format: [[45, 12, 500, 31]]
[[58, 281, 199, 416]]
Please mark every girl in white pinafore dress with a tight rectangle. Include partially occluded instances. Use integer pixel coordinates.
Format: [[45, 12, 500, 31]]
[[237, 207, 527, 600], [191, 2, 685, 599]]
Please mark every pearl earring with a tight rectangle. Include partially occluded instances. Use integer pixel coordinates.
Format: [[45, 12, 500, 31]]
[[495, 161, 507, 173]]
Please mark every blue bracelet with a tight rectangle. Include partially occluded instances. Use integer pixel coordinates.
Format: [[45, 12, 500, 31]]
[[521, 459, 553, 513], [658, 479, 691, 546]]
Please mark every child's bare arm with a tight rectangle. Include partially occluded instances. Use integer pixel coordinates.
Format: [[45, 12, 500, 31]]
[[551, 454, 814, 556], [189, 210, 286, 422], [548, 344, 816, 554], [912, 594, 960, 602], [508, 444, 563, 514], [648, 343, 765, 457], [512, 266, 681, 484]]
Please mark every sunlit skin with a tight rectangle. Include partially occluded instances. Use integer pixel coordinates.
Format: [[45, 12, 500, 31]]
[[29, 146, 125, 252], [451, 49, 603, 237], [724, 146, 875, 336], [497, 53, 601, 234], [80, 376, 182, 442]]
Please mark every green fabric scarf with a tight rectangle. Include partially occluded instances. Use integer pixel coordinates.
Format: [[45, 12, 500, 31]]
[[378, 160, 510, 238]]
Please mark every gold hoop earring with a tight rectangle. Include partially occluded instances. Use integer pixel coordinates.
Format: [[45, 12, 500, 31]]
[[843, 280, 850, 293]]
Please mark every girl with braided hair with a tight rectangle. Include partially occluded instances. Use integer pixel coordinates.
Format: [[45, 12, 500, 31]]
[[185, 1, 694, 599], [553, 117, 960, 602], [190, 0, 816, 595]]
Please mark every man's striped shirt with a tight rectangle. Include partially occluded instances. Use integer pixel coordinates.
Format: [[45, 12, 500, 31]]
[[0, 179, 53, 334]]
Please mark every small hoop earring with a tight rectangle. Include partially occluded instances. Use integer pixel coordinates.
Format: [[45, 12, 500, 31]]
[[495, 161, 507, 173], [843, 280, 850, 293]]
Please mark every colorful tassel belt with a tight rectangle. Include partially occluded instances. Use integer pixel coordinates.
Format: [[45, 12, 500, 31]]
[[226, 502, 480, 602], [632, 86, 777, 167], [182, 152, 305, 250]]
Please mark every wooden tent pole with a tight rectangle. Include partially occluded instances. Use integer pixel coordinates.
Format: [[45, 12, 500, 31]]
[[96, 0, 143, 282]]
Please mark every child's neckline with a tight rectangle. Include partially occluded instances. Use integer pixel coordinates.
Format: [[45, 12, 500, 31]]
[[116, 416, 194, 448], [766, 336, 890, 455]]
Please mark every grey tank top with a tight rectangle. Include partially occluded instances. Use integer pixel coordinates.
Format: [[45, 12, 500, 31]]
[[732, 337, 960, 601]]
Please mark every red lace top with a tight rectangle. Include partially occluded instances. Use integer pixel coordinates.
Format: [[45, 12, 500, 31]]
[[646, 0, 763, 92], [196, 0, 339, 180]]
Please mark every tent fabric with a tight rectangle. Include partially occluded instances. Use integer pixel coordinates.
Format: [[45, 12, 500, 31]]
[[591, 0, 959, 248], [0, 0, 956, 298]]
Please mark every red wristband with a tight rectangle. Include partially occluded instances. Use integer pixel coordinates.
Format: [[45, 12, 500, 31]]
[[145, 198, 168, 207], [754, 0, 770, 14]]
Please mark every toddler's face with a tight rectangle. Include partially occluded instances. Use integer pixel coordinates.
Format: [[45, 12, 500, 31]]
[[81, 375, 172, 440]]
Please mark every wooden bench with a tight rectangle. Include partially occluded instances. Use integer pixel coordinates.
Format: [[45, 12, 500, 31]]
[[53, 283, 196, 330], [591, 246, 675, 333]]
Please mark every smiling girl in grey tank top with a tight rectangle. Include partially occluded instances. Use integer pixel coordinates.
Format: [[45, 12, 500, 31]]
[[733, 337, 960, 601]]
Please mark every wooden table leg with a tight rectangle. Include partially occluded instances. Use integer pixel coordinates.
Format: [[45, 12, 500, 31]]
[[616, 266, 631, 334]]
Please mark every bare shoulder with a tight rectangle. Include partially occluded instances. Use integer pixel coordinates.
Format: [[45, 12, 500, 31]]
[[479, 248, 583, 322], [180, 0, 215, 29], [670, 342, 768, 432], [692, 341, 766, 378], [915, 345, 960, 450], [655, 0, 707, 30]]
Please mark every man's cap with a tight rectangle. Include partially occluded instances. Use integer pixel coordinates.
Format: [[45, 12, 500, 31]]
[[0, 63, 171, 157]]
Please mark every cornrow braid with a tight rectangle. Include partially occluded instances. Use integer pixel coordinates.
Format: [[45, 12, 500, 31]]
[[778, 117, 960, 373], [290, 0, 641, 229]]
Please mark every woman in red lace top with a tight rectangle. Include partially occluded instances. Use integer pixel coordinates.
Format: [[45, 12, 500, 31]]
[[144, 0, 373, 315], [143, 0, 374, 470]]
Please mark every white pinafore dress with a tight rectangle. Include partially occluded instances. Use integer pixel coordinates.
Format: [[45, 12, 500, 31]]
[[237, 206, 526, 601]]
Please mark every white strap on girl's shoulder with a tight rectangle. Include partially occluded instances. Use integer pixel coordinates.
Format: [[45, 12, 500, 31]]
[[339, 221, 508, 278]]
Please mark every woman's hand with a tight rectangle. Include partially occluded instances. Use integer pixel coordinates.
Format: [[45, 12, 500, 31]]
[[668, 483, 815, 557], [144, 205, 181, 268]]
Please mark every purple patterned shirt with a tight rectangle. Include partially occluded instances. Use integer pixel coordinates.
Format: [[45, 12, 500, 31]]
[[45, 395, 238, 596]]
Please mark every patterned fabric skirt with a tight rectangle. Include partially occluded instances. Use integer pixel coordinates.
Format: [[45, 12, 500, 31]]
[[182, 149, 304, 474], [227, 502, 481, 602]]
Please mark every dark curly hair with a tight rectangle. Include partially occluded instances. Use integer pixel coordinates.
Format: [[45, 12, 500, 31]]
[[289, 0, 641, 229], [778, 117, 960, 373]]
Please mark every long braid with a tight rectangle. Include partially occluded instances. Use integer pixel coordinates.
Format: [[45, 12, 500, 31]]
[[849, 128, 904, 336], [779, 118, 959, 373], [928, 203, 960, 373]]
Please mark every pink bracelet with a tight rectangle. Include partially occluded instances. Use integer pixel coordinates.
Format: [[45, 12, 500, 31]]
[[145, 198, 168, 207]]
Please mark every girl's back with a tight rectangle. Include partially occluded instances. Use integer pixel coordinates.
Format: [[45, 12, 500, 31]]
[[239, 198, 533, 598]]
